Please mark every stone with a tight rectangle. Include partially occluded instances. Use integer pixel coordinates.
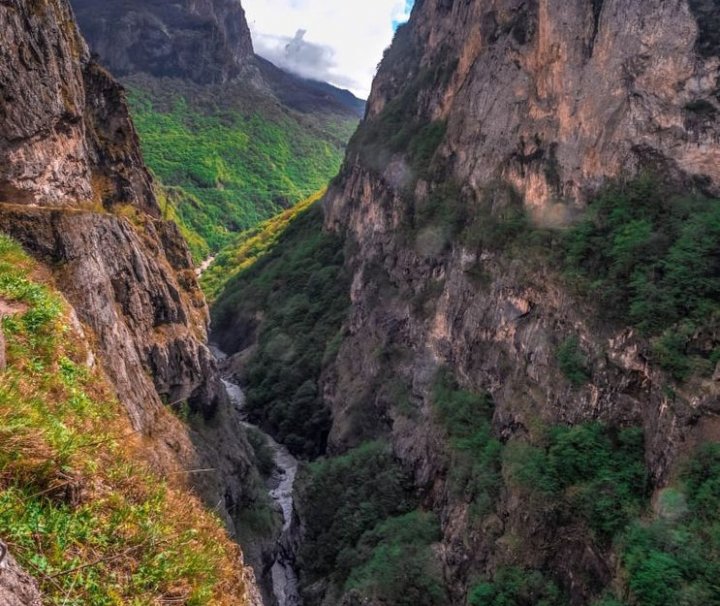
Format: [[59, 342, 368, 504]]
[[0, 546, 42, 606], [320, 1, 720, 602]]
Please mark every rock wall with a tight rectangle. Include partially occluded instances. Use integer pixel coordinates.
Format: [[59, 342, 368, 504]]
[[0, 0, 155, 209], [0, 547, 42, 606], [0, 0, 262, 599], [323, 0, 720, 602], [69, 0, 254, 84]]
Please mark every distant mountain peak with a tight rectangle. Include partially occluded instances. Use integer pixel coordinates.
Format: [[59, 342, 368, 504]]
[[70, 0, 365, 117], [70, 0, 254, 84]]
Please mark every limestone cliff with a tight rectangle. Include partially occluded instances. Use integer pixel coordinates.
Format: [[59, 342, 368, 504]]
[[69, 0, 253, 84], [0, 0, 262, 601], [322, 0, 720, 603]]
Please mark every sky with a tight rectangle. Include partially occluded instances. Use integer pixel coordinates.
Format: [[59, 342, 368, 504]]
[[242, 0, 414, 98]]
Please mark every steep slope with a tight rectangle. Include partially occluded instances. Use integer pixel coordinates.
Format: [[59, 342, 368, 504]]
[[318, 0, 720, 604], [70, 0, 363, 258], [0, 235, 256, 604], [210, 1, 720, 605], [0, 0, 263, 602], [68, 0, 254, 84]]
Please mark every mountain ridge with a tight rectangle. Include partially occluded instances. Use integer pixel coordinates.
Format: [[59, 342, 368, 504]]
[[70, 0, 365, 118]]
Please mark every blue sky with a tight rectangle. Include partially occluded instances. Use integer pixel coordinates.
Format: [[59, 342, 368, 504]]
[[243, 0, 415, 97], [393, 0, 415, 30]]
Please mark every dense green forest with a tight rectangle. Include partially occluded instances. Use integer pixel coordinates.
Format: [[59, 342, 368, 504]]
[[128, 89, 356, 259], [211, 202, 349, 457]]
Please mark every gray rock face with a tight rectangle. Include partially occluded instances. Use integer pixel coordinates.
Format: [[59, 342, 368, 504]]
[[0, 206, 214, 426], [0, 548, 42, 606], [323, 0, 720, 602], [70, 0, 254, 84], [0, 1, 264, 600], [0, 0, 155, 210]]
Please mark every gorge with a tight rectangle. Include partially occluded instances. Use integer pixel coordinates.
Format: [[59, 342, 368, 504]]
[[2, 0, 720, 605]]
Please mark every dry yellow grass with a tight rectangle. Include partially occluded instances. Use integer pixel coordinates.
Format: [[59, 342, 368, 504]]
[[0, 233, 252, 605]]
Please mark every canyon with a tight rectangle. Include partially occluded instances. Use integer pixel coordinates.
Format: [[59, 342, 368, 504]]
[[2, 0, 720, 605]]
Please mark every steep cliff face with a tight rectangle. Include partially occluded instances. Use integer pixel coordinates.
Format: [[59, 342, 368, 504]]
[[0, 0, 262, 600], [0, 0, 222, 431], [322, 0, 720, 603], [70, 0, 363, 116], [0, 0, 154, 209], [69, 0, 253, 84]]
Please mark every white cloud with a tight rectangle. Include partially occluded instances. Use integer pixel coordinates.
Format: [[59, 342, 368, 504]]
[[242, 0, 413, 98]]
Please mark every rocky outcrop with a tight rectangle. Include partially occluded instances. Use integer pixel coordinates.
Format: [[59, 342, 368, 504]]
[[0, 0, 264, 600], [0, 0, 154, 209], [0, 206, 214, 426], [0, 547, 42, 606], [323, 0, 720, 603], [69, 0, 253, 84]]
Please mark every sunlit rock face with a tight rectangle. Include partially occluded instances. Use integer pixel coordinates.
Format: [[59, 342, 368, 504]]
[[322, 1, 720, 603], [0, 0, 263, 557]]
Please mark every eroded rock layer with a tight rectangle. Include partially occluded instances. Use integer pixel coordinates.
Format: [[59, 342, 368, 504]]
[[0, 0, 262, 600], [322, 0, 720, 603]]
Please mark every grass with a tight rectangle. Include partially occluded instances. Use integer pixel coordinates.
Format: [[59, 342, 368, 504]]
[[129, 91, 355, 258], [200, 189, 325, 302], [0, 234, 250, 605]]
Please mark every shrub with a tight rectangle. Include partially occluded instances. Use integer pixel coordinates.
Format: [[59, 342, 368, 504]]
[[469, 567, 565, 606], [432, 371, 502, 517], [342, 511, 446, 606], [563, 175, 720, 379], [297, 441, 416, 586], [503, 424, 647, 539], [612, 444, 720, 605], [556, 335, 591, 386]]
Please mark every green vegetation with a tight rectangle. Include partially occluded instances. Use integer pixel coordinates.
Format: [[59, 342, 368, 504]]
[[343, 511, 446, 606], [0, 235, 248, 605], [212, 203, 349, 457], [402, 173, 720, 383], [564, 175, 720, 380], [432, 373, 646, 538], [298, 441, 416, 584], [556, 335, 591, 386], [348, 25, 452, 179], [504, 423, 647, 538], [431, 371, 502, 517], [128, 90, 355, 257], [612, 443, 720, 606], [201, 189, 324, 301], [469, 567, 564, 606], [298, 442, 443, 603]]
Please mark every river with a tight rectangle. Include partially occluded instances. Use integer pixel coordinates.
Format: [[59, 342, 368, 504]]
[[213, 349, 302, 606]]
